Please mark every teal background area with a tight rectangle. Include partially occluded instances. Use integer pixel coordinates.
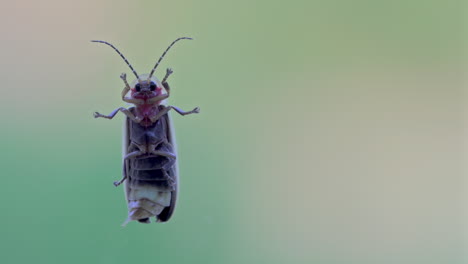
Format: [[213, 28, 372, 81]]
[[0, 0, 466, 263]]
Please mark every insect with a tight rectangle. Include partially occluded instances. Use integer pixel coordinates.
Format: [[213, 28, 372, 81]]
[[92, 37, 200, 225]]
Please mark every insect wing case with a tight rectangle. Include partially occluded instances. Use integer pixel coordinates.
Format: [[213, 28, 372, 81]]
[[122, 105, 179, 223]]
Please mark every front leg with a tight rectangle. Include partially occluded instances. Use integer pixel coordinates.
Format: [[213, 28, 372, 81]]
[[162, 68, 173, 94], [123, 97, 145, 105], [94, 107, 142, 123], [147, 94, 169, 104], [120, 73, 131, 99], [120, 73, 145, 105], [146, 68, 174, 105]]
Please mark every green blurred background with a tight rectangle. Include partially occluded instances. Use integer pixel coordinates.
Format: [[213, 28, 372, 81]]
[[0, 0, 466, 263]]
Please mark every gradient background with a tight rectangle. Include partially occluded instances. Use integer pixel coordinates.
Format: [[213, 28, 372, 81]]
[[0, 0, 466, 263]]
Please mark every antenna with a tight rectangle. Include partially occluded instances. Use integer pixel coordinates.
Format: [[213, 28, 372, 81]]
[[91, 40, 140, 80], [148, 37, 193, 79]]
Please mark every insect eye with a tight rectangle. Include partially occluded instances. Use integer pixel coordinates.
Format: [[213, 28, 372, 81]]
[[150, 82, 157, 91], [135, 83, 141, 91]]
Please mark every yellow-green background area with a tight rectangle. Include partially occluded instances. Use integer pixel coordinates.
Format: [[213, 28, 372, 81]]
[[0, 0, 466, 263]]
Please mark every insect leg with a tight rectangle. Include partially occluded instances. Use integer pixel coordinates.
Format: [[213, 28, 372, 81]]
[[94, 107, 142, 123], [146, 94, 169, 104], [120, 73, 145, 105], [162, 68, 173, 93], [120, 73, 131, 98], [148, 105, 200, 123], [149, 106, 172, 123], [114, 143, 145, 187], [114, 161, 128, 187], [169, 105, 200, 116], [124, 150, 145, 159], [148, 144, 176, 159], [163, 170, 176, 188], [123, 97, 145, 105], [162, 68, 173, 83]]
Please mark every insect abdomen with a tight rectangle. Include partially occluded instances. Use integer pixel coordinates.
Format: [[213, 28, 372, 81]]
[[125, 155, 176, 223], [123, 109, 179, 224]]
